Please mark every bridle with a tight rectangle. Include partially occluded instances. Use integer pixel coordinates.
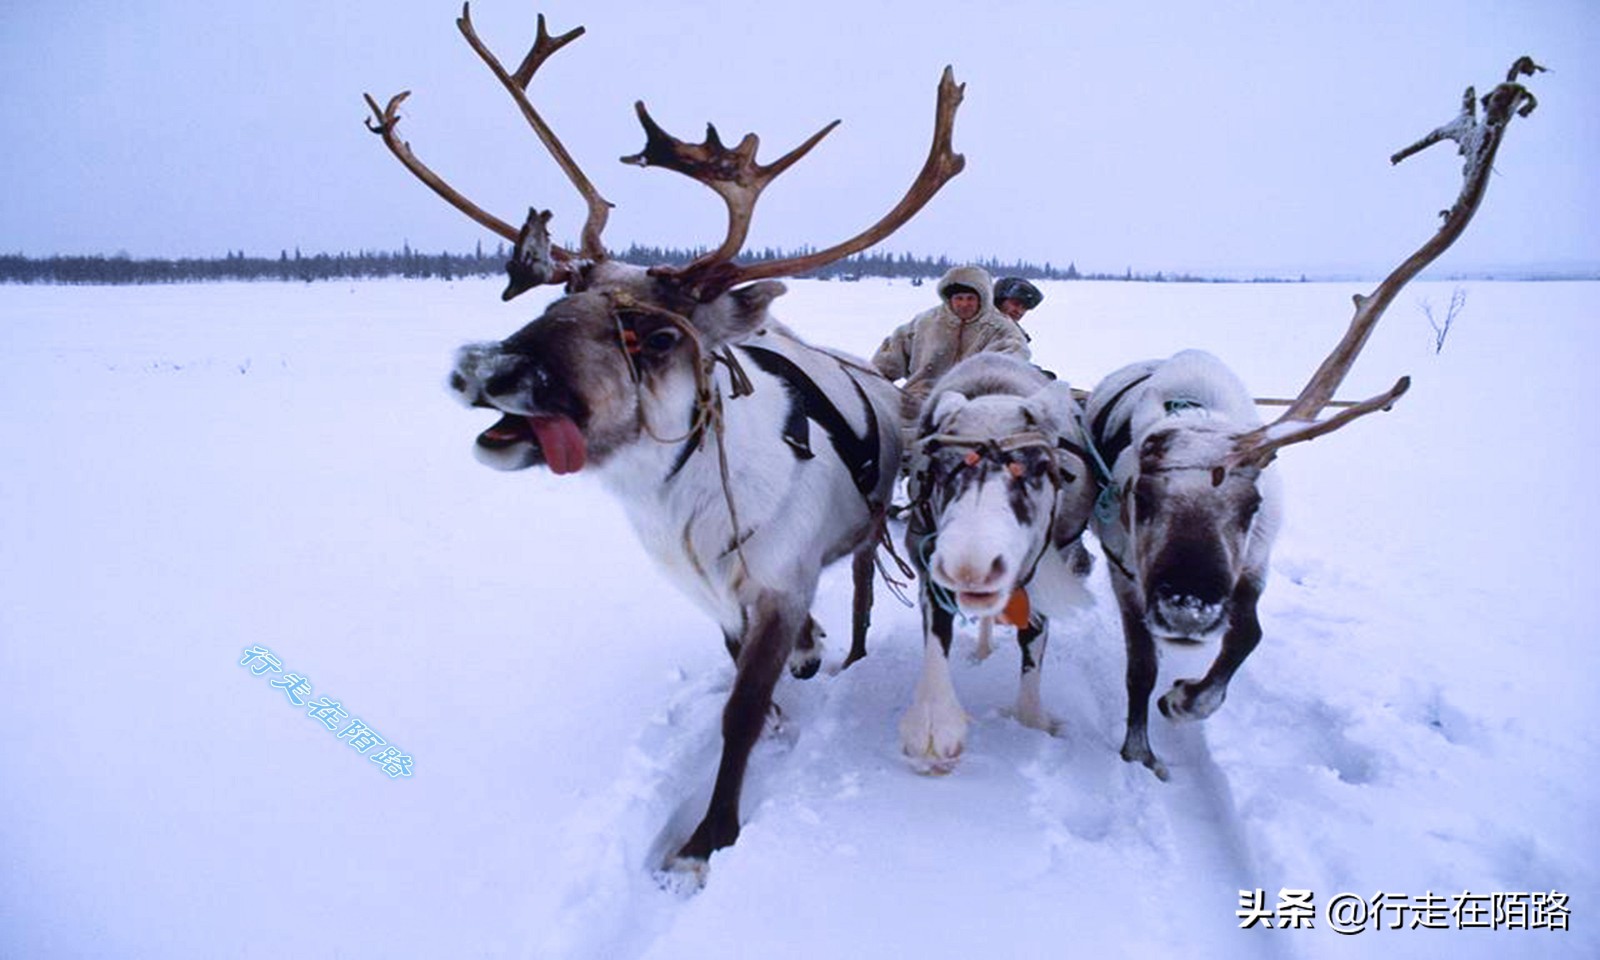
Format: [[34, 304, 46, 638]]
[[907, 428, 1074, 622]]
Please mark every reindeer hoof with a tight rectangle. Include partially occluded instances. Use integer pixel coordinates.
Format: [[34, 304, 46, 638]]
[[899, 703, 969, 775], [1011, 703, 1060, 735], [788, 619, 825, 679], [1159, 679, 1225, 722], [655, 855, 709, 897], [1120, 740, 1170, 782], [788, 648, 821, 680]]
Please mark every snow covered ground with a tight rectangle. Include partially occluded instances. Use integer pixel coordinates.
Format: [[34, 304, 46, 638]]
[[1, 276, 1595, 959]]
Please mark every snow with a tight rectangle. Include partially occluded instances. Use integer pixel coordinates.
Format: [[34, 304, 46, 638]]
[[1, 276, 1596, 959]]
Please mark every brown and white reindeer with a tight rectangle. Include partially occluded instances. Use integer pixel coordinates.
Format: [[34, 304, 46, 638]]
[[899, 353, 1098, 772], [1085, 59, 1543, 781], [364, 6, 966, 878]]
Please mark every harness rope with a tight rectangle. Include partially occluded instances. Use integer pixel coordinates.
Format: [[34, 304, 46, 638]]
[[607, 293, 896, 598], [607, 293, 755, 574]]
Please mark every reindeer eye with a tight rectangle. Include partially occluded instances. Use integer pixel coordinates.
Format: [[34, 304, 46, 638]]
[[1237, 490, 1263, 526], [642, 327, 682, 354], [1133, 476, 1159, 520]]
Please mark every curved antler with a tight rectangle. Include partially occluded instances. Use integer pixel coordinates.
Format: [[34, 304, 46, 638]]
[[623, 108, 841, 277], [1233, 56, 1545, 466], [632, 66, 968, 301], [363, 5, 612, 280], [368, 11, 968, 304], [455, 4, 612, 262], [364, 91, 521, 243]]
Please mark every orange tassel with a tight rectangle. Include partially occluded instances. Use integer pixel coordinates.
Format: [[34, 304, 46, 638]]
[[998, 587, 1031, 627]]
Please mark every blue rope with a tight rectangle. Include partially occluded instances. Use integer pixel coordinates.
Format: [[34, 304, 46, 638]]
[[1074, 408, 1122, 528], [913, 530, 975, 625]]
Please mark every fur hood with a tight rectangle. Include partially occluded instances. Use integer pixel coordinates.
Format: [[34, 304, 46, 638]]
[[936, 265, 998, 315]]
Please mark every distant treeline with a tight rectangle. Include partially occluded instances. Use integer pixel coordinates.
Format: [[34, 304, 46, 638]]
[[0, 244, 1239, 286]]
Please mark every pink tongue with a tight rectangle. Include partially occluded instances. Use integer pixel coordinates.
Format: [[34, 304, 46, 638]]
[[528, 414, 587, 475]]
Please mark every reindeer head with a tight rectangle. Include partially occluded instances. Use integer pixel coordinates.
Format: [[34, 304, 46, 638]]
[[914, 361, 1093, 617], [450, 264, 786, 473], [366, 6, 966, 477], [1118, 420, 1272, 639]]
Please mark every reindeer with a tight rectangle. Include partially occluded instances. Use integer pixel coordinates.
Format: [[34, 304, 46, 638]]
[[899, 353, 1098, 771], [1086, 59, 1543, 781], [364, 6, 967, 878]]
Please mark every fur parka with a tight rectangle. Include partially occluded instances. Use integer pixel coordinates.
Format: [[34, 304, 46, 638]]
[[871, 265, 1031, 420]]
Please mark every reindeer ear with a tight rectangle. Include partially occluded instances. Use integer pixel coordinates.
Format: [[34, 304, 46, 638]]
[[1022, 381, 1075, 434], [929, 390, 970, 429], [693, 280, 788, 346], [729, 280, 787, 315]]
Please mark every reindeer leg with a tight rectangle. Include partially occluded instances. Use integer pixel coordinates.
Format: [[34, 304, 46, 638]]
[[1160, 579, 1262, 722], [789, 617, 824, 680], [1112, 576, 1168, 781], [899, 588, 967, 773], [844, 546, 875, 668], [971, 616, 995, 662], [674, 589, 805, 871], [1013, 618, 1056, 733], [733, 611, 815, 684]]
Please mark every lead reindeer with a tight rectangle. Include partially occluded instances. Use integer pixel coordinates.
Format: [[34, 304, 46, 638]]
[[365, 6, 966, 879], [899, 353, 1098, 771], [1087, 59, 1543, 780]]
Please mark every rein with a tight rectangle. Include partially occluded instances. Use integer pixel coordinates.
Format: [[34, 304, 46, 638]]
[[606, 292, 755, 572]]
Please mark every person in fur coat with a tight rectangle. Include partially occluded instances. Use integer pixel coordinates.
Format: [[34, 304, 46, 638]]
[[871, 264, 1031, 421]]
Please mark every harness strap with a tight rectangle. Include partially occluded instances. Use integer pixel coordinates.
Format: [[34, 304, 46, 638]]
[[1102, 541, 1139, 582], [1089, 372, 1153, 475], [738, 344, 883, 502]]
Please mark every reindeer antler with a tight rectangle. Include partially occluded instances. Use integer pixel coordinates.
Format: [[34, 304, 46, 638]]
[[623, 108, 841, 284], [455, 5, 613, 262], [1233, 57, 1544, 466], [632, 66, 968, 301], [364, 4, 611, 279], [364, 90, 521, 243], [368, 10, 966, 303]]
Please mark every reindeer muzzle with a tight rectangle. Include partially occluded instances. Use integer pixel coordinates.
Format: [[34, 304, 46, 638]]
[[1150, 591, 1227, 640]]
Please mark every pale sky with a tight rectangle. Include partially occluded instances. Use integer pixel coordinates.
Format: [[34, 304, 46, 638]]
[[2, 0, 1594, 276]]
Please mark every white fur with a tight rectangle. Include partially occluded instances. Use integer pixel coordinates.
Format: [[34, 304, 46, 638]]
[[898, 631, 969, 774], [596, 328, 894, 635]]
